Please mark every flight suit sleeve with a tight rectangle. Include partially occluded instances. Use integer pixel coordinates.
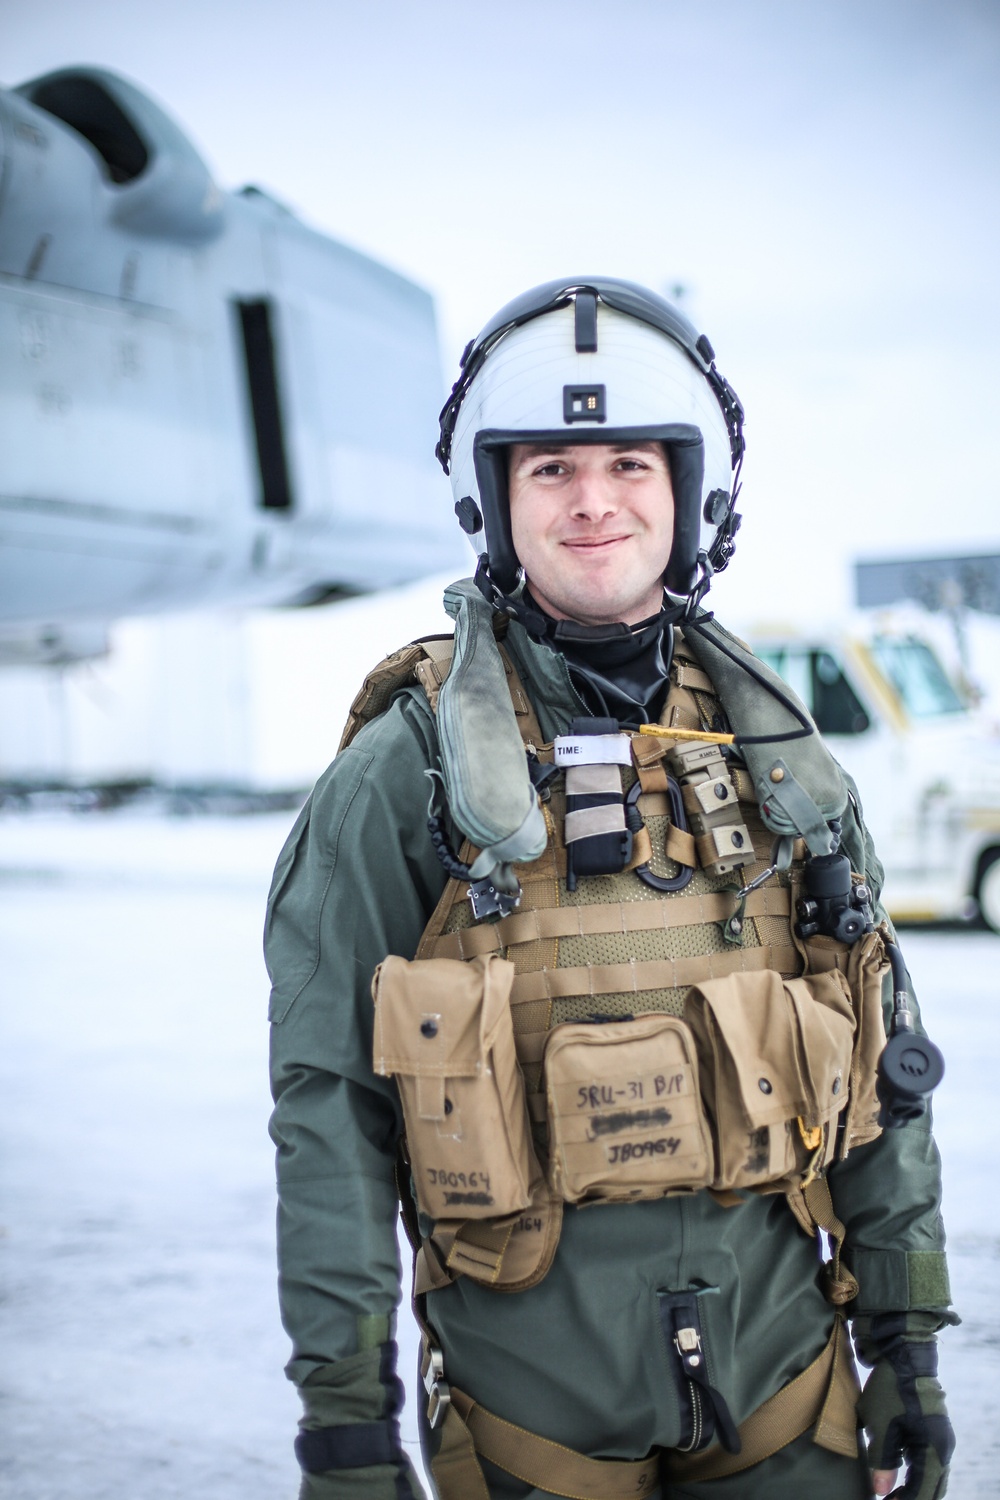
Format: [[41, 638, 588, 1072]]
[[827, 771, 955, 1322], [265, 690, 448, 1496]]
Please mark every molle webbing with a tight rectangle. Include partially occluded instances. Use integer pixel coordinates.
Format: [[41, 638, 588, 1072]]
[[417, 641, 806, 1121], [506, 946, 801, 1064], [429, 885, 793, 961], [400, 625, 868, 1294]]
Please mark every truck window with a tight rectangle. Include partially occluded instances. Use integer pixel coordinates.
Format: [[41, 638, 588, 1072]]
[[812, 651, 871, 735], [869, 636, 965, 718], [756, 648, 870, 736]]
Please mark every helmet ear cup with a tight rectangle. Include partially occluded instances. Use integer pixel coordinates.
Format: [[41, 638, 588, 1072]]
[[663, 438, 705, 598], [473, 437, 520, 593]]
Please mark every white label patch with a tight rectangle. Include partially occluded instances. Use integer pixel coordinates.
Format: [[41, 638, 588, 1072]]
[[554, 734, 633, 767]]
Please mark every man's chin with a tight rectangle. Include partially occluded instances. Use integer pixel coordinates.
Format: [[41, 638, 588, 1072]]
[[573, 571, 668, 621], [538, 586, 662, 629]]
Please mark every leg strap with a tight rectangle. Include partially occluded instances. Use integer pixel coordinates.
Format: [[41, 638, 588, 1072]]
[[434, 1387, 660, 1500], [430, 1391, 493, 1500], [664, 1314, 859, 1484], [428, 1318, 856, 1499]]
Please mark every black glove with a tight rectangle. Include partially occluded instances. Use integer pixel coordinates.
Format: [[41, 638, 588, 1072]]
[[854, 1313, 955, 1500]]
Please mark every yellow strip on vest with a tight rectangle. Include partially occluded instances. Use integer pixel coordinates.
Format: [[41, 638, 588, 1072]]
[[638, 725, 735, 745], [430, 887, 793, 961]]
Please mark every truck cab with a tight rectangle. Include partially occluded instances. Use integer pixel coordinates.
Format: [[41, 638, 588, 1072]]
[[749, 614, 1000, 931]]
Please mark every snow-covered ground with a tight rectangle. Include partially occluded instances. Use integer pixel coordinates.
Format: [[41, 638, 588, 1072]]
[[1, 812, 997, 1498]]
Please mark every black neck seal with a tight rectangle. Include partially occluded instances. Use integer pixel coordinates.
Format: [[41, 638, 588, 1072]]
[[529, 593, 676, 728]]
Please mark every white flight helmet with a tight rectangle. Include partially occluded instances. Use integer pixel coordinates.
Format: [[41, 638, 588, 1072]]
[[437, 277, 745, 619]]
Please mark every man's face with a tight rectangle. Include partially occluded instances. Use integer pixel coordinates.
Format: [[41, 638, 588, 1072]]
[[507, 442, 674, 627]]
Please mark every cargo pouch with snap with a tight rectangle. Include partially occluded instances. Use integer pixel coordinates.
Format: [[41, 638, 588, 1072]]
[[372, 953, 537, 1221], [543, 1014, 714, 1203], [793, 922, 889, 1157], [683, 970, 857, 1193]]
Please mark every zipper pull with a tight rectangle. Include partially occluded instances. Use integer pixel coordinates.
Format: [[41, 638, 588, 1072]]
[[673, 1324, 704, 1374], [659, 1291, 743, 1457]]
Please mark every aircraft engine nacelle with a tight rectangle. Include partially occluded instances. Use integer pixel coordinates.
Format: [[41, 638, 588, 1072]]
[[0, 67, 464, 656]]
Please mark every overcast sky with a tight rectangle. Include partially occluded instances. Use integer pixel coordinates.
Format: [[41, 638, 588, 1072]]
[[5, 0, 999, 615]]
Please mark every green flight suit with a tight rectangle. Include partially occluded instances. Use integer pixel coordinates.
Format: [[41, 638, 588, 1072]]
[[266, 609, 952, 1500]]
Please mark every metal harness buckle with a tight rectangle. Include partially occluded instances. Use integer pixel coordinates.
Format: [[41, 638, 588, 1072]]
[[421, 1341, 451, 1429]]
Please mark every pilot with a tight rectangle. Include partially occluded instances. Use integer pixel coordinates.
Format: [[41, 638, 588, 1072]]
[[266, 280, 955, 1500]]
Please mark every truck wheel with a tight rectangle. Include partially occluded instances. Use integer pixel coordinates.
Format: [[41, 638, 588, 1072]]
[[977, 851, 1000, 934]]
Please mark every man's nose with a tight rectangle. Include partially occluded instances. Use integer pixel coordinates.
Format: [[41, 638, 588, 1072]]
[[568, 469, 618, 520]]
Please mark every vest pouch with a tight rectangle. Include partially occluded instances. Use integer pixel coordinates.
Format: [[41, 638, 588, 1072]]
[[683, 970, 856, 1192], [426, 1167, 564, 1292], [794, 923, 889, 1158], [372, 953, 536, 1221], [842, 927, 889, 1154], [543, 1014, 714, 1203]]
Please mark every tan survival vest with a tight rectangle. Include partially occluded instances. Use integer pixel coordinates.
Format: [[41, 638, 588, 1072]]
[[350, 626, 889, 1300]]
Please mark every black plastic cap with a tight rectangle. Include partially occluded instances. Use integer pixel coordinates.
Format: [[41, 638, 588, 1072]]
[[804, 851, 854, 900], [879, 1031, 946, 1100], [455, 495, 483, 534], [704, 488, 730, 525]]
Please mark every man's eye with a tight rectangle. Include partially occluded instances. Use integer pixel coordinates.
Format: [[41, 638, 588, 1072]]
[[615, 458, 647, 472], [534, 463, 566, 477]]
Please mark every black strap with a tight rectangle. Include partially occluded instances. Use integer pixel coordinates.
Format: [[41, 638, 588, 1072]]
[[658, 1290, 741, 1456], [295, 1419, 398, 1473], [295, 1341, 411, 1479]]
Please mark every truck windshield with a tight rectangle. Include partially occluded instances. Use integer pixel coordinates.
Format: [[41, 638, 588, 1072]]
[[754, 647, 870, 735], [869, 636, 965, 718]]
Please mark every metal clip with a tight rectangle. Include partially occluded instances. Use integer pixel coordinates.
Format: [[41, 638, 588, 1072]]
[[723, 835, 796, 945], [731, 835, 796, 905], [468, 876, 520, 921], [722, 893, 747, 946], [421, 1342, 451, 1429], [673, 1325, 703, 1370]]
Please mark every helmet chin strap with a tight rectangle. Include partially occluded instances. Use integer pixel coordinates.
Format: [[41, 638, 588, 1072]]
[[474, 555, 687, 637]]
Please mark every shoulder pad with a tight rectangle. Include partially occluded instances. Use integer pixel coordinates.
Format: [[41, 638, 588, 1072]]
[[337, 636, 454, 753]]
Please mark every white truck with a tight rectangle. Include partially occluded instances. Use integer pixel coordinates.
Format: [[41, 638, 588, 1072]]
[[748, 613, 1000, 932]]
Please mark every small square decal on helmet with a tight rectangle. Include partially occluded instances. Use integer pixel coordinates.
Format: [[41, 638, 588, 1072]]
[[563, 384, 607, 423]]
